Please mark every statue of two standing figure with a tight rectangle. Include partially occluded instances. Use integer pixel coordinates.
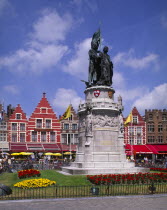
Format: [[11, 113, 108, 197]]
[[88, 29, 113, 87]]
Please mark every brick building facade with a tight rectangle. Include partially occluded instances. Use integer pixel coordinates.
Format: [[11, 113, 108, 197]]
[[124, 107, 146, 145], [8, 93, 61, 152], [145, 109, 167, 144]]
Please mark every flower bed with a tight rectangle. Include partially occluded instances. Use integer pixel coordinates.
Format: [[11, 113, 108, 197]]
[[18, 169, 41, 179], [150, 168, 167, 172], [87, 173, 167, 185], [14, 178, 56, 189]]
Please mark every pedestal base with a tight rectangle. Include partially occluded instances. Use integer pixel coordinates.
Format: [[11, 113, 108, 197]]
[[61, 166, 149, 175]]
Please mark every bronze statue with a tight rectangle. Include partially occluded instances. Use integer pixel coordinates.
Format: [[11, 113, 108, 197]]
[[99, 46, 113, 86], [87, 30, 113, 87], [88, 41, 101, 86]]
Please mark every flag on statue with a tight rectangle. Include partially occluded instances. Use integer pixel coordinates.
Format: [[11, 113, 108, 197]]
[[59, 105, 71, 121], [124, 111, 132, 126]]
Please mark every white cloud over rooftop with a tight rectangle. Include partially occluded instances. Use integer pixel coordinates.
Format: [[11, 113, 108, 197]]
[[52, 88, 83, 112], [113, 49, 159, 71], [133, 83, 167, 111]]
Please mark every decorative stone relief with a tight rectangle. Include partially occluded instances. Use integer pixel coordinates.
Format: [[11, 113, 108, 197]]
[[93, 114, 118, 128], [118, 113, 124, 134], [79, 117, 86, 130], [85, 112, 92, 136]]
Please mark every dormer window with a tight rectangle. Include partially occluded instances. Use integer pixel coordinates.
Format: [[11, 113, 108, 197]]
[[133, 116, 138, 124], [41, 108, 47, 114], [16, 114, 21, 119], [69, 115, 73, 121]]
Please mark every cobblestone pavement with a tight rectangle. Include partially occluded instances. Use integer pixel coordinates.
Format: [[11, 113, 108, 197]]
[[0, 194, 167, 210]]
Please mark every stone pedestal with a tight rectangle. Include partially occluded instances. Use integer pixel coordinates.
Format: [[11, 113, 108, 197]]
[[61, 86, 149, 175]]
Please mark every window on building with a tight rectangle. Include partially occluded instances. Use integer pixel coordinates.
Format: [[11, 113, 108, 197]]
[[136, 127, 142, 135], [61, 134, 67, 144], [16, 114, 21, 119], [129, 127, 134, 136], [72, 124, 77, 130], [50, 132, 55, 142], [41, 132, 46, 142], [12, 133, 17, 142], [137, 136, 142, 145], [149, 114, 153, 121], [148, 124, 154, 132], [68, 134, 72, 144], [133, 116, 138, 124], [162, 114, 167, 121], [64, 124, 69, 130], [41, 108, 47, 114], [0, 132, 7, 141], [148, 136, 155, 143], [32, 131, 37, 142], [74, 134, 78, 144], [36, 119, 42, 128], [158, 136, 163, 143], [69, 115, 73, 121], [0, 122, 7, 130], [158, 124, 163, 132], [129, 137, 134, 145], [20, 133, 25, 142], [20, 123, 25, 131], [12, 123, 17, 131], [46, 119, 51, 128]]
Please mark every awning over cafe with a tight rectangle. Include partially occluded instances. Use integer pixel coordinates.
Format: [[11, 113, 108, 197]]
[[125, 144, 153, 154], [151, 145, 167, 154], [9, 143, 61, 152], [133, 145, 153, 154], [125, 144, 167, 155], [145, 145, 159, 154]]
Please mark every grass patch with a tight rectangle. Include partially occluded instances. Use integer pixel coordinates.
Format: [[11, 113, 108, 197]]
[[0, 170, 89, 187]]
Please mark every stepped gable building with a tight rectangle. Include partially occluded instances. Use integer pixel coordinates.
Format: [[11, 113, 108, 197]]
[[8, 104, 28, 152], [26, 93, 61, 152], [60, 105, 78, 152], [124, 107, 146, 146], [145, 109, 167, 145]]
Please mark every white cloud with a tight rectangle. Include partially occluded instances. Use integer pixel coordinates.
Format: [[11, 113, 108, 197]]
[[52, 88, 83, 112], [0, 44, 68, 74], [113, 49, 159, 70], [31, 9, 73, 43], [63, 38, 91, 79], [3, 85, 19, 94], [133, 83, 167, 112], [113, 72, 126, 89], [0, 10, 72, 74], [115, 86, 149, 103]]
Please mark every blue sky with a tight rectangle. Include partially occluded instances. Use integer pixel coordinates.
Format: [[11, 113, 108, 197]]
[[0, 0, 167, 118]]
